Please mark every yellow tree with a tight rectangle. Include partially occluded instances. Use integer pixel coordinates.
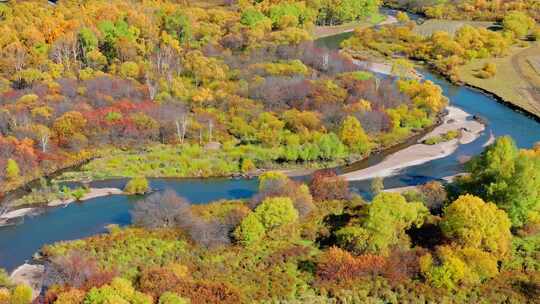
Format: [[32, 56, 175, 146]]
[[441, 194, 511, 259], [339, 115, 370, 154]]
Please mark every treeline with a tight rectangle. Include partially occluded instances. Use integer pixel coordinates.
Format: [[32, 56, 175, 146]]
[[384, 0, 540, 21], [0, 0, 447, 191], [342, 11, 537, 81], [0, 136, 533, 303]]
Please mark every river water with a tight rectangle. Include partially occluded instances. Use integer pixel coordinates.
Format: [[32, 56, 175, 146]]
[[1, 31, 539, 272]]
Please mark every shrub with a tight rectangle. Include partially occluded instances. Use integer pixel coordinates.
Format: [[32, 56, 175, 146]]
[[138, 267, 182, 299], [84, 278, 152, 304], [258, 171, 288, 191], [124, 177, 150, 195], [119, 61, 139, 79], [71, 187, 88, 201], [418, 181, 447, 214], [309, 170, 350, 201], [10, 285, 33, 304], [5, 159, 20, 181], [0, 269, 11, 288], [251, 175, 314, 218], [172, 280, 241, 304], [240, 159, 255, 173], [316, 247, 386, 284], [477, 62, 497, 78], [131, 190, 190, 229], [396, 11, 409, 23], [159, 292, 190, 304], [55, 289, 86, 304]]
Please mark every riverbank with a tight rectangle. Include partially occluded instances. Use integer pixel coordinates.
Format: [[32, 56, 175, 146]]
[[341, 106, 484, 181], [10, 263, 44, 300], [0, 187, 123, 226], [457, 44, 540, 120]]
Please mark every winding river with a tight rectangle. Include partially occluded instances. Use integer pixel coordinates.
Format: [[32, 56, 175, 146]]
[[1, 30, 539, 272]]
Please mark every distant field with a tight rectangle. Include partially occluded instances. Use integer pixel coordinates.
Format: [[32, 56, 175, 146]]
[[312, 13, 387, 38], [413, 19, 497, 37], [458, 44, 540, 117]]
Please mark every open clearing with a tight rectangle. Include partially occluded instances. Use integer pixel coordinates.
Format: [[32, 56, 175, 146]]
[[413, 19, 496, 37], [458, 44, 540, 117], [312, 13, 389, 38]]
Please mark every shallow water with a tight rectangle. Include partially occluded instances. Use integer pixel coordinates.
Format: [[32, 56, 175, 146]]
[[1, 28, 539, 272], [0, 178, 257, 271]]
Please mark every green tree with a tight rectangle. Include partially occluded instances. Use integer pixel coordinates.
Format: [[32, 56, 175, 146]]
[[339, 116, 370, 154], [420, 246, 499, 290], [163, 11, 192, 43], [159, 292, 189, 304], [461, 136, 540, 227], [317, 0, 380, 25], [258, 171, 288, 191], [441, 194, 511, 258], [84, 278, 151, 304], [254, 197, 298, 230], [240, 8, 270, 29], [502, 11, 535, 38], [317, 133, 347, 160], [124, 177, 150, 195], [78, 27, 98, 56], [234, 212, 266, 246], [268, 2, 315, 29], [5, 158, 20, 181], [362, 192, 428, 254]]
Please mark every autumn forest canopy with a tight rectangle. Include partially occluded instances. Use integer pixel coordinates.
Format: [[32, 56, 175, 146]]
[[0, 0, 539, 303], [0, 0, 449, 191]]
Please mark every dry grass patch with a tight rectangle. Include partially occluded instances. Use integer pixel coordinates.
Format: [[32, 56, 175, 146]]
[[413, 19, 496, 37], [458, 44, 540, 117]]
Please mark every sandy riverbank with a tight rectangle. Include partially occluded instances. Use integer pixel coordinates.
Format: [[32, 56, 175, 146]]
[[48, 187, 123, 207], [10, 263, 45, 300], [0, 187, 123, 226], [341, 106, 484, 181]]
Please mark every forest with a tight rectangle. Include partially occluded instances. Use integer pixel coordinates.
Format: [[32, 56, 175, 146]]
[[0, 0, 448, 193], [0, 0, 539, 303], [342, 9, 537, 81], [0, 136, 538, 303], [383, 0, 540, 21]]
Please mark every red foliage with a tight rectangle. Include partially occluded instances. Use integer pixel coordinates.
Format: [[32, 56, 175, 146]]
[[309, 170, 350, 202], [174, 280, 243, 304], [46, 250, 116, 290], [0, 135, 38, 182], [138, 267, 182, 299], [382, 248, 425, 284], [265, 245, 311, 265], [138, 266, 243, 303], [316, 247, 386, 284]]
